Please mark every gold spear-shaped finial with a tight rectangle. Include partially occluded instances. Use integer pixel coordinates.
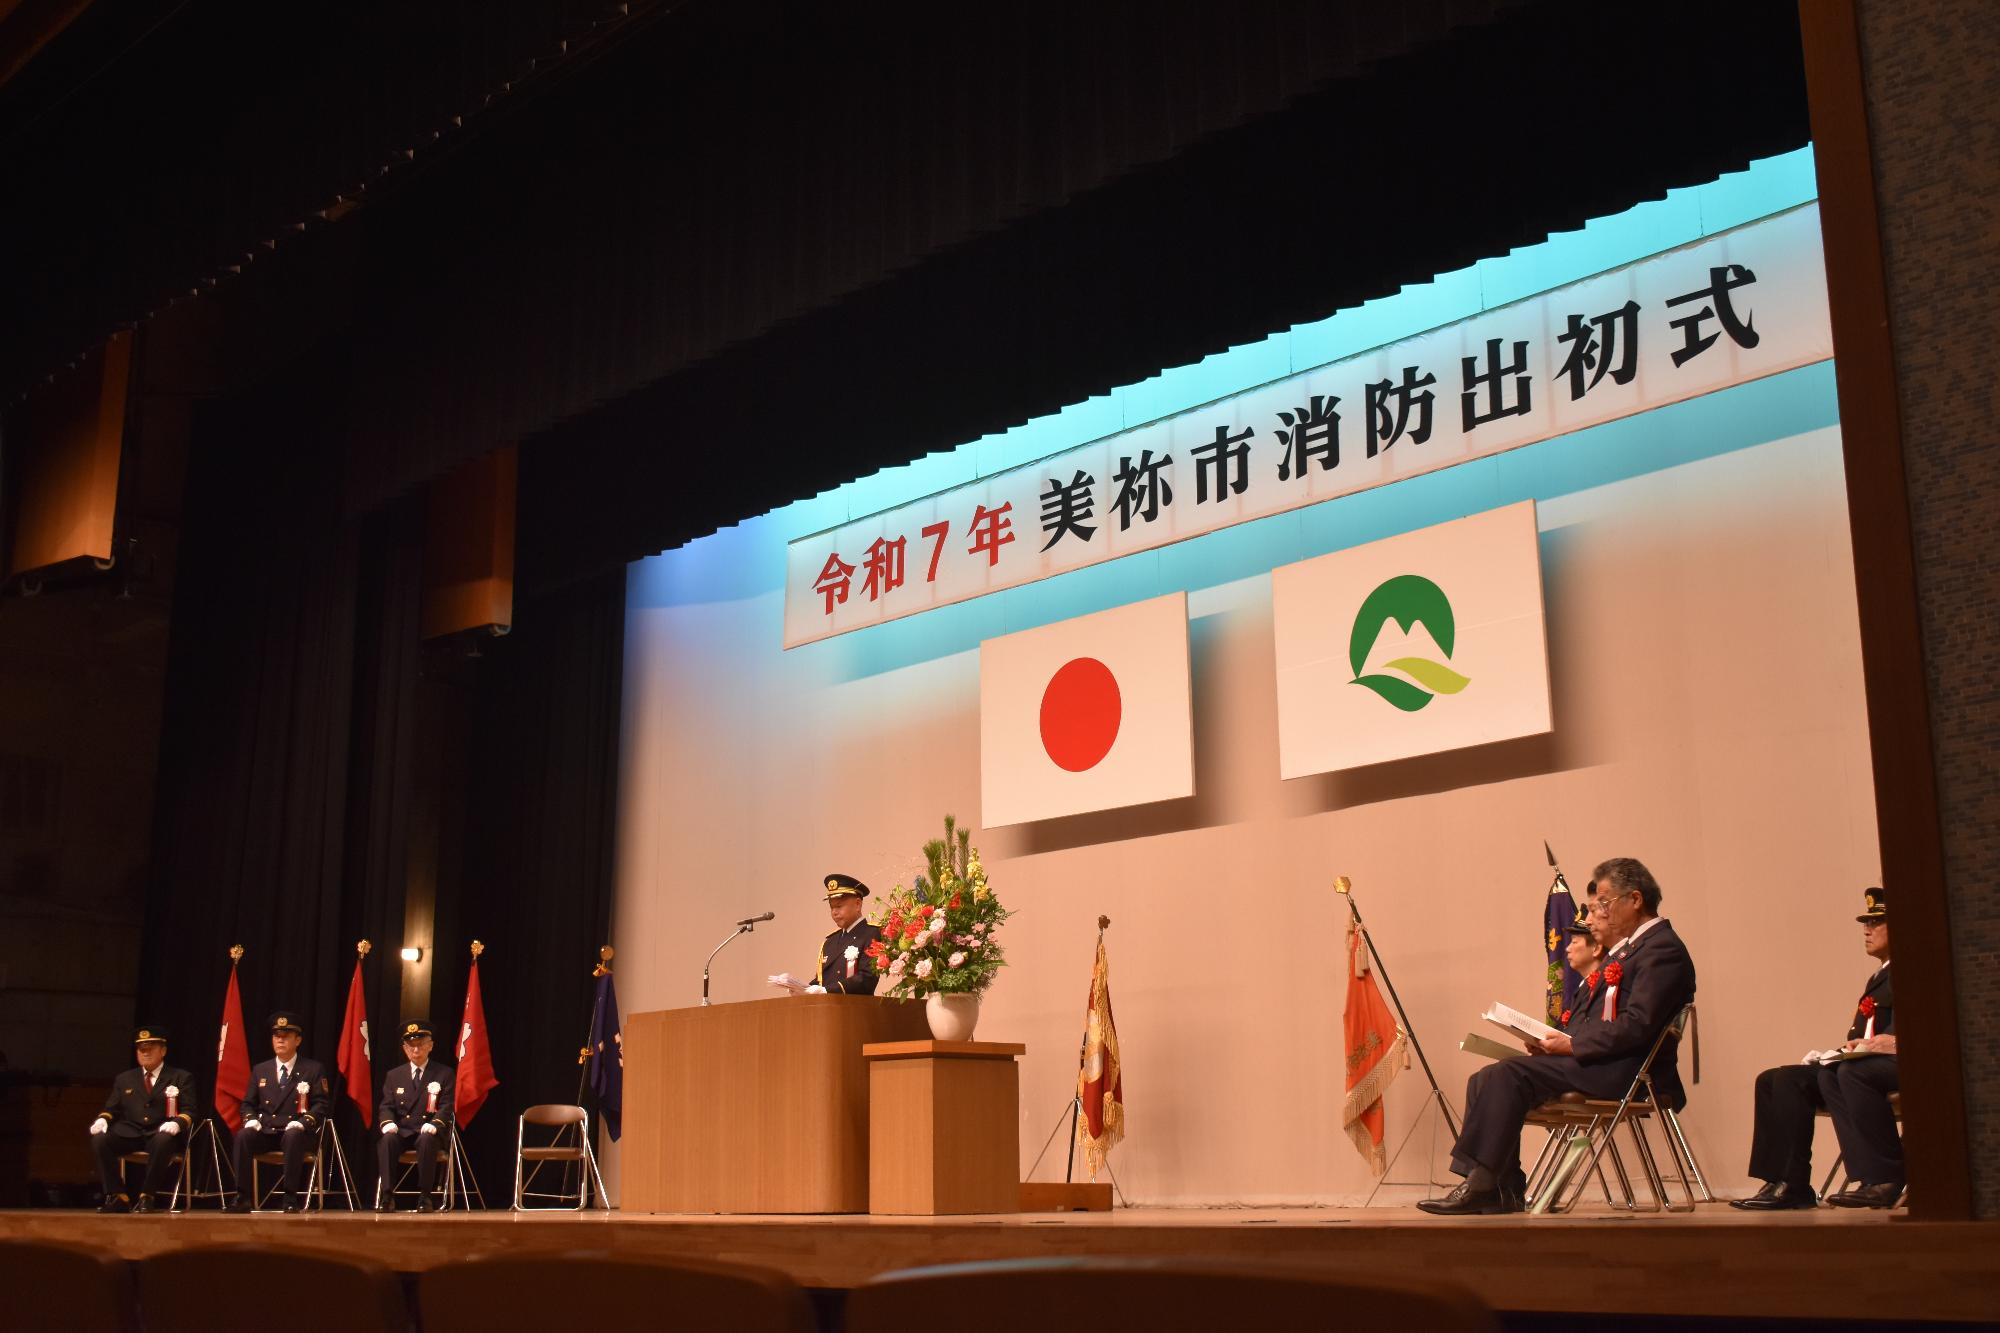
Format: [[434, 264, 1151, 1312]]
[[229, 944, 245, 962], [356, 939, 372, 958], [470, 939, 485, 959], [1333, 876, 1353, 895]]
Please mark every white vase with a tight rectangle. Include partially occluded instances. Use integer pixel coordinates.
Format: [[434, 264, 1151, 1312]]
[[925, 992, 981, 1041]]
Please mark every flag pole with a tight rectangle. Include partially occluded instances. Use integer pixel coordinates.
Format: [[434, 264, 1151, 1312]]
[[575, 945, 612, 1105], [1334, 878, 1459, 1141], [1062, 915, 1110, 1184]]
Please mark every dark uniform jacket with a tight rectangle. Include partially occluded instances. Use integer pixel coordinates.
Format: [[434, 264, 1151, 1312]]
[[818, 920, 885, 995], [1565, 918, 1697, 1110], [239, 1056, 333, 1130], [1846, 963, 1893, 1040], [97, 1065, 197, 1139], [377, 1060, 457, 1131]]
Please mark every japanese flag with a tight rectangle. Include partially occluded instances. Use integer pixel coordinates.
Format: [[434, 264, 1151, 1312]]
[[980, 592, 1194, 827]]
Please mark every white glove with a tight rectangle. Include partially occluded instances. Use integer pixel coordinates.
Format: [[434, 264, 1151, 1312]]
[[419, 1123, 437, 1136], [804, 984, 827, 994], [89, 1118, 108, 1136], [381, 1122, 400, 1135], [285, 1119, 304, 1132], [244, 1118, 262, 1131], [161, 1121, 180, 1137]]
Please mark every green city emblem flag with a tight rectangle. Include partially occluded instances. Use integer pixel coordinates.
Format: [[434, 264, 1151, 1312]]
[[1347, 575, 1472, 712]]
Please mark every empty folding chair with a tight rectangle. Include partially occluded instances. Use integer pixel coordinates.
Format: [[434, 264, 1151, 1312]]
[[513, 1104, 609, 1209]]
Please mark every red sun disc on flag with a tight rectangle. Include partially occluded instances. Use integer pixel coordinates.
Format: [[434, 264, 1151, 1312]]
[[1039, 657, 1122, 771]]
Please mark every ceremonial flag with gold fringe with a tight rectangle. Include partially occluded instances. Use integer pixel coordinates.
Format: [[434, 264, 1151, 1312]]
[[1075, 933, 1124, 1180], [455, 945, 500, 1126], [214, 948, 250, 1131], [1342, 918, 1408, 1175], [335, 943, 373, 1119]]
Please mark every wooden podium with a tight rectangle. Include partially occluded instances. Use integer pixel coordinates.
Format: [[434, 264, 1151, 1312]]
[[864, 1039, 1024, 1215], [620, 994, 927, 1213]]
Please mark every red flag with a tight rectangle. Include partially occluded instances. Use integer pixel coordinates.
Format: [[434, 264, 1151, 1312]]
[[1342, 918, 1408, 1175], [1074, 931, 1124, 1180], [215, 952, 250, 1131], [336, 950, 373, 1118], [454, 951, 499, 1126]]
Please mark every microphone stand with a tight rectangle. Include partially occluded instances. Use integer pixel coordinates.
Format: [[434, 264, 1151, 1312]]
[[702, 919, 762, 1006]]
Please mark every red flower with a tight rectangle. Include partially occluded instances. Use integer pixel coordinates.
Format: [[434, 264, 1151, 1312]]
[[866, 940, 887, 958], [919, 905, 935, 919], [1561, 1009, 1573, 1025], [1603, 961, 1624, 987], [903, 920, 921, 939], [1859, 996, 1877, 1017], [950, 894, 963, 909]]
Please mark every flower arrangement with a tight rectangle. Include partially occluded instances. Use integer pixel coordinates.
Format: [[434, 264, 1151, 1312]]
[[869, 815, 1011, 999]]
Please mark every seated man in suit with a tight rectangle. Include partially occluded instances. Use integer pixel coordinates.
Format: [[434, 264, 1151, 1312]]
[[226, 1010, 332, 1213], [1734, 887, 1899, 1210], [375, 1018, 456, 1212], [1419, 857, 1698, 1215], [88, 1024, 197, 1213]]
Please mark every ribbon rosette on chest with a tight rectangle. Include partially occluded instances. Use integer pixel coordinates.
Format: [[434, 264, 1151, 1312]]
[[1602, 961, 1624, 1021], [1858, 994, 1878, 1038], [843, 944, 859, 979], [296, 1079, 312, 1113], [426, 1080, 441, 1113], [165, 1085, 180, 1117]]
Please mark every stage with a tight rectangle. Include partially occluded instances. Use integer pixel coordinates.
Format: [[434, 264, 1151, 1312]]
[[5, 1203, 1996, 1324]]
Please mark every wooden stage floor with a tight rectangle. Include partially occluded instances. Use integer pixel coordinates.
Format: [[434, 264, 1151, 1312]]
[[4, 1202, 1997, 1324]]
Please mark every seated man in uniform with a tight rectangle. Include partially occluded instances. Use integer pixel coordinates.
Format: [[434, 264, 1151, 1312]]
[[1734, 887, 1900, 1210], [88, 1024, 196, 1213], [810, 873, 884, 995], [226, 1010, 332, 1213], [1563, 897, 1607, 1000], [1419, 857, 1697, 1214], [375, 1018, 456, 1212]]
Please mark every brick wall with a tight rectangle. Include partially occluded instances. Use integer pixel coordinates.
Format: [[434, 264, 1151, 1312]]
[[1857, 0, 2000, 1217]]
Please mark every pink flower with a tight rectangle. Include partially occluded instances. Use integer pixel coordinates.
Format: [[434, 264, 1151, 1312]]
[[948, 951, 967, 967], [915, 959, 933, 978], [888, 957, 906, 976]]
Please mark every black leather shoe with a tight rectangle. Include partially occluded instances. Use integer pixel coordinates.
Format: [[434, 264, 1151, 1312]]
[[224, 1197, 253, 1214], [418, 1195, 438, 1213], [282, 1199, 304, 1214], [373, 1199, 396, 1214], [98, 1193, 132, 1214], [1416, 1180, 1515, 1215], [1827, 1181, 1903, 1209], [132, 1194, 159, 1214], [1731, 1180, 1817, 1210]]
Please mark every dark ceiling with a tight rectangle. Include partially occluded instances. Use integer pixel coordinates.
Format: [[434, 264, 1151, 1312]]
[[2, 0, 1813, 593]]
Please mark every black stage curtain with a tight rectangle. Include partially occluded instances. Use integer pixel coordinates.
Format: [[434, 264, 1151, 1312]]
[[136, 389, 624, 1205]]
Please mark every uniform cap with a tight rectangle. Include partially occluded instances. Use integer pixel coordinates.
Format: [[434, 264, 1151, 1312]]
[[824, 873, 870, 901]]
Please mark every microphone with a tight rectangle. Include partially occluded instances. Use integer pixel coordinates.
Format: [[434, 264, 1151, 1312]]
[[704, 912, 773, 1006]]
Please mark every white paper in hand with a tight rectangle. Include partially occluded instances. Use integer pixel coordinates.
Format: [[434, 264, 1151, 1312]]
[[1482, 1002, 1562, 1044], [766, 973, 807, 994]]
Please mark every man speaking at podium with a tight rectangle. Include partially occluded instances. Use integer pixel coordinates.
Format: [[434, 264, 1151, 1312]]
[[811, 873, 883, 995]]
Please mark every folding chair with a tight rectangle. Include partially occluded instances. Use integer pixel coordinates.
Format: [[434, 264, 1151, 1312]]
[[382, 1117, 482, 1210], [1530, 1003, 1708, 1213], [250, 1119, 357, 1211], [1817, 1091, 1902, 1202], [118, 1118, 226, 1212], [512, 1104, 609, 1210]]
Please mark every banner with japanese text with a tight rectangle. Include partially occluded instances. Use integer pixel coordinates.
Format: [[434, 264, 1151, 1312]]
[[784, 203, 1831, 648]]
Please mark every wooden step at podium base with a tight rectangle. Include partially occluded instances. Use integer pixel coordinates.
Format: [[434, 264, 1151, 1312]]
[[1019, 1182, 1114, 1211]]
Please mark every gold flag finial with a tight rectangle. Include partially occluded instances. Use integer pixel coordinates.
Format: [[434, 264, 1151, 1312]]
[[593, 944, 614, 977], [470, 939, 485, 959], [229, 944, 245, 962], [1333, 876, 1353, 895], [1097, 915, 1111, 931], [356, 939, 372, 958]]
